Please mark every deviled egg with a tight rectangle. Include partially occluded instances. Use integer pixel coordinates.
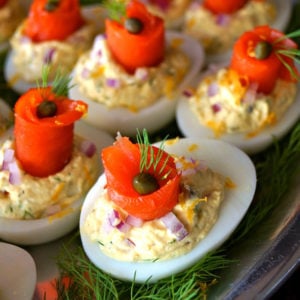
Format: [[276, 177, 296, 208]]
[[0, 69, 114, 245], [176, 25, 300, 154], [4, 0, 101, 94], [70, 0, 204, 136], [0, 122, 114, 245], [80, 134, 256, 283]]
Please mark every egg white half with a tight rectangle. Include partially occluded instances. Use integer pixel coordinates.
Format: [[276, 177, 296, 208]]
[[176, 75, 300, 155], [69, 31, 205, 137], [80, 137, 256, 283], [205, 0, 293, 64], [0, 122, 114, 245], [0, 242, 37, 300]]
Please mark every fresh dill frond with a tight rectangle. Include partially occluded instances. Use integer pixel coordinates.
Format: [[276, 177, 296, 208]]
[[52, 68, 72, 97], [273, 29, 300, 80], [37, 65, 72, 97], [136, 128, 170, 177], [103, 0, 126, 21]]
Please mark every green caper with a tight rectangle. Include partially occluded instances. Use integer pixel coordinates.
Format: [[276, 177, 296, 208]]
[[124, 17, 144, 34], [133, 172, 159, 195], [254, 41, 273, 60], [37, 100, 57, 118], [44, 0, 60, 12]]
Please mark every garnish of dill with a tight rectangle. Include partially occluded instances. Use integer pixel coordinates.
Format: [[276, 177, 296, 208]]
[[37, 65, 72, 97], [136, 128, 170, 178]]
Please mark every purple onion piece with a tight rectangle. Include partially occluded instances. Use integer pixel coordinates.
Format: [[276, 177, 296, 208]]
[[80, 140, 96, 158], [160, 212, 188, 241], [106, 78, 121, 88], [212, 103, 222, 113], [43, 48, 56, 64]]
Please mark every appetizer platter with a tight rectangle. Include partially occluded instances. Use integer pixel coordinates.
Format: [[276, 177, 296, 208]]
[[0, 0, 299, 299], [80, 133, 256, 283], [182, 0, 293, 64], [177, 25, 300, 154]]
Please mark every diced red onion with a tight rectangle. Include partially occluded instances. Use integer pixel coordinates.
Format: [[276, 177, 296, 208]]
[[108, 209, 121, 227], [90, 34, 106, 61], [160, 212, 188, 241], [126, 215, 143, 227], [126, 238, 136, 247], [80, 140, 96, 157], [94, 34, 107, 42], [207, 82, 219, 97], [212, 103, 222, 113], [242, 82, 258, 104], [1, 148, 14, 171], [106, 78, 121, 88], [104, 209, 145, 234], [151, 0, 170, 11], [43, 48, 56, 64], [1, 148, 22, 185], [102, 217, 114, 234], [183, 88, 194, 98], [135, 68, 148, 81], [215, 14, 231, 26], [81, 68, 90, 79], [19, 36, 31, 44], [190, 1, 201, 9], [8, 160, 22, 185], [116, 221, 131, 233], [176, 157, 207, 177]]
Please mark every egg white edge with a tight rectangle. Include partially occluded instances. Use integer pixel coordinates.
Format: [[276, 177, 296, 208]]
[[0, 241, 37, 300], [176, 72, 300, 155], [69, 31, 205, 136], [80, 137, 257, 283], [0, 121, 114, 246]]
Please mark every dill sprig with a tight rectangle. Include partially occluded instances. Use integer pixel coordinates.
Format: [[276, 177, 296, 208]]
[[136, 128, 171, 179], [37, 65, 72, 97], [55, 236, 234, 300], [273, 29, 300, 80], [102, 0, 126, 21]]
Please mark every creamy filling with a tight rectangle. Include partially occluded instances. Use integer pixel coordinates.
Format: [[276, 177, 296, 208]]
[[0, 135, 99, 219], [10, 20, 96, 82], [84, 156, 226, 261], [73, 34, 190, 111], [188, 67, 297, 136]]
